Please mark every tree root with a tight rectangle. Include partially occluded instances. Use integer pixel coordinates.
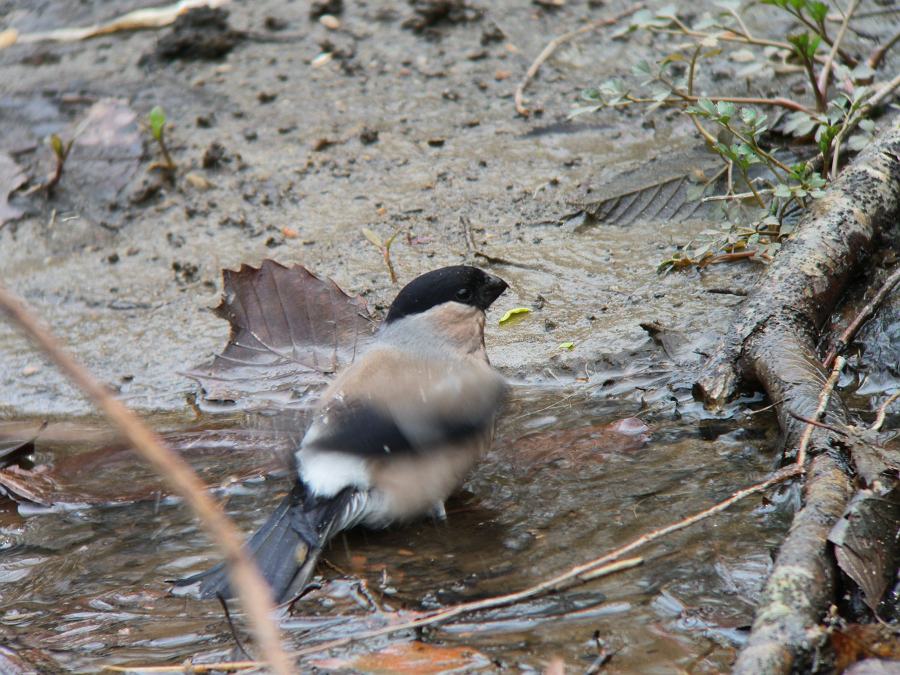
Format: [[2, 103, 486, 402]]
[[694, 119, 900, 674]]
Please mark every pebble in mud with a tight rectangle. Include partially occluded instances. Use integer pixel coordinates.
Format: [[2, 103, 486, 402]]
[[502, 530, 535, 551]]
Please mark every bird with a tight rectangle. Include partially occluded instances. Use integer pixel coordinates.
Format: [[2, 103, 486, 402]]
[[175, 265, 509, 602]]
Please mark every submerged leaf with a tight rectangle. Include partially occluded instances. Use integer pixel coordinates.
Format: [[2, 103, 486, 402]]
[[313, 641, 491, 674], [0, 426, 293, 508], [184, 260, 375, 411], [510, 418, 650, 467]]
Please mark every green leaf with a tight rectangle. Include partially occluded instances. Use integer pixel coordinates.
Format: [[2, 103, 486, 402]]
[[558, 341, 575, 351], [632, 60, 653, 81], [149, 105, 166, 140], [49, 133, 64, 157], [361, 227, 384, 248], [499, 307, 531, 326], [807, 1, 828, 23], [568, 104, 604, 120], [773, 183, 792, 198], [716, 100, 735, 122]]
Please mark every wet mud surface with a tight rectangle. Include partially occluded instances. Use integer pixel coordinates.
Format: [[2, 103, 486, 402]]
[[2, 0, 895, 672]]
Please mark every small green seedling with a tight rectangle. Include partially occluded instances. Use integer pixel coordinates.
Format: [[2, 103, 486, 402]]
[[362, 227, 401, 284], [148, 105, 176, 173], [46, 133, 74, 195]]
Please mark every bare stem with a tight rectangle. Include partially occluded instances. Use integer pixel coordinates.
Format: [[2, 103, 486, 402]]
[[514, 3, 645, 116], [0, 284, 294, 675], [157, 130, 176, 172], [866, 28, 900, 70], [817, 0, 860, 104], [794, 356, 845, 469]]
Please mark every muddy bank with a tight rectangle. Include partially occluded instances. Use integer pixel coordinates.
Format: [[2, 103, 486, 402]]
[[0, 0, 759, 416]]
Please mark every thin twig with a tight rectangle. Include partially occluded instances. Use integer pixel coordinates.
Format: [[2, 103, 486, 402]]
[[514, 3, 644, 116], [0, 284, 294, 675], [824, 265, 900, 368], [282, 467, 799, 658], [871, 391, 900, 432], [103, 661, 262, 674], [795, 356, 845, 469], [817, 0, 860, 102], [787, 410, 850, 437], [107, 445, 807, 668], [866, 28, 900, 70], [807, 72, 900, 174]]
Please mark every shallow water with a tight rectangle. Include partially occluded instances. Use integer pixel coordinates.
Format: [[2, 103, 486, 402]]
[[0, 383, 790, 673]]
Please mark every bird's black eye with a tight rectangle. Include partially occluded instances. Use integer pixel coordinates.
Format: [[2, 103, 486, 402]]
[[456, 288, 473, 302]]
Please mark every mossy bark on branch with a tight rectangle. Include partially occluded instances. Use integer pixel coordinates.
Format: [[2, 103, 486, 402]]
[[692, 120, 900, 674]]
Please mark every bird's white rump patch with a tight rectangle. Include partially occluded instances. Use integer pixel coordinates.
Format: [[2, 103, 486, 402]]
[[298, 450, 371, 497]]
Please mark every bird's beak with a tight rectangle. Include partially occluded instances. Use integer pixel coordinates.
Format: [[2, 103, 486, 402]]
[[478, 273, 508, 309]]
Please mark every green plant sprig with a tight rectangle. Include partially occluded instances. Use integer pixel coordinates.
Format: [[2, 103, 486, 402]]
[[148, 106, 176, 173]]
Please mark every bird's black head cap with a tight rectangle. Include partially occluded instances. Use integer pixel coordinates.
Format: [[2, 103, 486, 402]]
[[385, 265, 508, 324]]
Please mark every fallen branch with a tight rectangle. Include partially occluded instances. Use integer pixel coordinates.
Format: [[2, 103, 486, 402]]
[[287, 465, 804, 657], [514, 3, 644, 117], [823, 265, 900, 368], [0, 284, 294, 675], [695, 121, 900, 673]]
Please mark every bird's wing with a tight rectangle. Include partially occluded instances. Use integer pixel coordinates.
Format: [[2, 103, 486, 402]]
[[301, 346, 507, 457]]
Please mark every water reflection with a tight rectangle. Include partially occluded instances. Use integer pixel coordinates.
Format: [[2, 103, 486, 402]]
[[0, 385, 786, 672]]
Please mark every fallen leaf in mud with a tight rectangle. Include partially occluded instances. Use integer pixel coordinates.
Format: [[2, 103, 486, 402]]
[[0, 152, 27, 226], [564, 173, 715, 230], [64, 98, 143, 207], [184, 259, 375, 411], [832, 624, 900, 673], [312, 641, 491, 674], [0, 428, 291, 508], [828, 482, 900, 612], [509, 417, 649, 466], [640, 321, 718, 365]]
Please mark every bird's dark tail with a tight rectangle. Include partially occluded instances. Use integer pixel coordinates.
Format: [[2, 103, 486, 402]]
[[173, 482, 363, 603]]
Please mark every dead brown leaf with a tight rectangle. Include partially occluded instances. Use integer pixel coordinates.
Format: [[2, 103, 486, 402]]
[[64, 98, 143, 207], [184, 259, 375, 411], [312, 641, 491, 674], [0, 152, 26, 227], [829, 482, 900, 612], [832, 624, 900, 673]]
